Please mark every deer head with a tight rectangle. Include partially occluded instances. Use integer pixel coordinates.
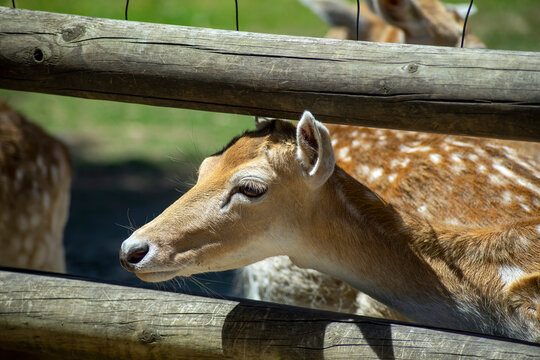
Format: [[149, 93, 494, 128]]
[[120, 112, 335, 282]]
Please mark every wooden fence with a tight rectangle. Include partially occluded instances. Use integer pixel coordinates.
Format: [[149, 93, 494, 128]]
[[1, 6, 539, 141], [1, 6, 540, 359], [1, 268, 539, 359]]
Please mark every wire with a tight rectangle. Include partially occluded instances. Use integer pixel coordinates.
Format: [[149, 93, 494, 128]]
[[125, 0, 130, 21], [356, 0, 360, 41], [235, 0, 239, 31], [461, 0, 474, 48]]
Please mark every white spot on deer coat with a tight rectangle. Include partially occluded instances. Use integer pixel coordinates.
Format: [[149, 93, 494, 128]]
[[451, 163, 467, 173], [338, 147, 349, 159], [499, 265, 525, 287], [467, 153, 479, 162], [400, 145, 432, 153], [516, 177, 540, 197], [494, 163, 540, 196], [400, 158, 411, 168], [488, 174, 507, 186], [450, 140, 474, 148], [429, 153, 442, 164], [446, 218, 462, 226], [369, 168, 383, 182], [42, 192, 51, 210], [359, 165, 370, 177], [450, 153, 463, 163], [399, 144, 410, 153], [493, 163, 513, 178], [388, 173, 397, 183], [501, 191, 513, 205]]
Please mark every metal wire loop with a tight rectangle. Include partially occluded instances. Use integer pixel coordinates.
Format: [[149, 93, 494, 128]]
[[461, 0, 474, 48], [235, 0, 239, 31]]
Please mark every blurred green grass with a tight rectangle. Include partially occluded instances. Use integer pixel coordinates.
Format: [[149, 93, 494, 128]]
[[0, 0, 539, 166]]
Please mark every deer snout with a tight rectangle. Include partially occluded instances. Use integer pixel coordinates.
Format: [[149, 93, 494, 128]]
[[120, 237, 150, 271]]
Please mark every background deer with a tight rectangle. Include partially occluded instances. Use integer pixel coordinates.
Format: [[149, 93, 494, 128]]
[[0, 101, 71, 272], [240, 0, 491, 321], [120, 112, 540, 342], [300, 0, 485, 47]]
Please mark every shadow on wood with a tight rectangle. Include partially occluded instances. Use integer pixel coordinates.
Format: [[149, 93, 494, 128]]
[[221, 301, 395, 359]]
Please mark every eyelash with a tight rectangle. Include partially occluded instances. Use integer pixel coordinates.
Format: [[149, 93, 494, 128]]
[[238, 181, 267, 198]]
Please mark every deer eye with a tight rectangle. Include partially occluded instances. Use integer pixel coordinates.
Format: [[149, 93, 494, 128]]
[[238, 181, 267, 198]]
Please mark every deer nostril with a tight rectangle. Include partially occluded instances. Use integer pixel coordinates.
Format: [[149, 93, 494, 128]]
[[126, 243, 149, 264]]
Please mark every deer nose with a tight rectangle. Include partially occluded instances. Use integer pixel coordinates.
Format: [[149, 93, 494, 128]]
[[120, 240, 150, 270]]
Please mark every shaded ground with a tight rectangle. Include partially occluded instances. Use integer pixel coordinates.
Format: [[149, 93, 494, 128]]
[[64, 157, 237, 297]]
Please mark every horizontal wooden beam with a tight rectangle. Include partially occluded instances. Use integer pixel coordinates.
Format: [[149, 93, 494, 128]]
[[0, 7, 539, 141], [0, 269, 538, 359]]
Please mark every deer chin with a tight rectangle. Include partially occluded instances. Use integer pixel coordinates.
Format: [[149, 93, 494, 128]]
[[135, 269, 182, 283], [135, 253, 201, 282]]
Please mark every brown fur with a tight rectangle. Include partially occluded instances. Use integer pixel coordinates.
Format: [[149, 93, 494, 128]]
[[0, 101, 71, 272]]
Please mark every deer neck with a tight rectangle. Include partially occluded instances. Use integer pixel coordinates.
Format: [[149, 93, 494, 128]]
[[289, 167, 462, 326]]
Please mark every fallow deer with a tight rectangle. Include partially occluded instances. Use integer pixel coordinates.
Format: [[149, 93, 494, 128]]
[[0, 101, 71, 272], [120, 112, 540, 343], [301, 0, 485, 47]]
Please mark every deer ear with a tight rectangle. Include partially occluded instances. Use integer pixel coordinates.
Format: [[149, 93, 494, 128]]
[[296, 111, 335, 189]]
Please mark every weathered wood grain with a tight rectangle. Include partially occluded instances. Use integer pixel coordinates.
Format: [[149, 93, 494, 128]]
[[0, 269, 538, 359], [0, 7, 539, 141]]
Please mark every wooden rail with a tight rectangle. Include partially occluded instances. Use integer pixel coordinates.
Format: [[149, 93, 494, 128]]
[[0, 269, 538, 359], [0, 7, 539, 141]]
